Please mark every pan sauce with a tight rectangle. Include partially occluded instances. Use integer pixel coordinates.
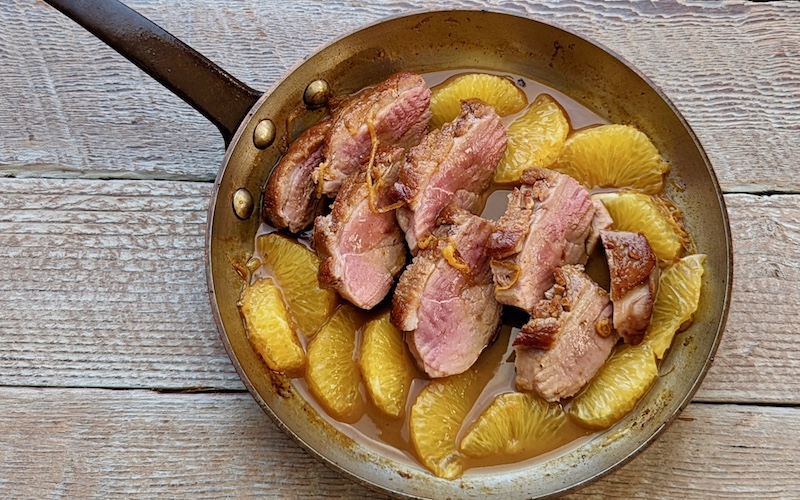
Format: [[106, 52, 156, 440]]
[[248, 70, 674, 475]]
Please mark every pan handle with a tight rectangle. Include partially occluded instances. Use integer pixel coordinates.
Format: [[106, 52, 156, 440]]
[[44, 0, 262, 147]]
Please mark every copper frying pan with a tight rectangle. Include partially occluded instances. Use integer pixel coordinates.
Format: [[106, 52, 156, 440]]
[[44, 1, 732, 497]]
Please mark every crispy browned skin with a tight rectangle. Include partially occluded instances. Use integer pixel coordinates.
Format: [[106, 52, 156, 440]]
[[601, 230, 660, 344], [262, 120, 331, 232], [514, 313, 560, 350], [601, 230, 658, 300]]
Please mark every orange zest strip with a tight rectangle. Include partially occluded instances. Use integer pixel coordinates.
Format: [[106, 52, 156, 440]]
[[416, 233, 437, 250], [365, 117, 404, 214], [365, 117, 381, 213], [492, 259, 522, 291], [315, 161, 327, 199], [442, 243, 470, 273]]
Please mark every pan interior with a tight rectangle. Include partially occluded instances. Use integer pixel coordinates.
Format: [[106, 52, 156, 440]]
[[207, 10, 731, 499]]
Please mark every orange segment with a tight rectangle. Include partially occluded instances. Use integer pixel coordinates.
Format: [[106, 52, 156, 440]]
[[409, 369, 479, 479], [569, 344, 658, 430], [553, 124, 669, 194], [430, 73, 527, 128], [494, 94, 570, 183], [594, 191, 688, 262], [358, 311, 415, 418], [306, 304, 364, 422], [239, 278, 305, 373], [258, 233, 337, 336], [459, 392, 566, 458], [643, 254, 706, 359]]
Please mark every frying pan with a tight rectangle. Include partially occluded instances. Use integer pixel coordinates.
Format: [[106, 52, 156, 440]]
[[44, 1, 732, 498]]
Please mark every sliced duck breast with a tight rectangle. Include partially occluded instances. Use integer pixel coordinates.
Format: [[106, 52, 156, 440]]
[[315, 147, 407, 310], [262, 119, 331, 232], [392, 205, 501, 378], [487, 168, 598, 313], [514, 264, 617, 402], [394, 99, 507, 254], [601, 230, 660, 345], [314, 72, 432, 196]]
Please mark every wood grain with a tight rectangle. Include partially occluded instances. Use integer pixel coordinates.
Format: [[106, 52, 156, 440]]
[[0, 387, 379, 498], [0, 388, 797, 499], [0, 178, 797, 402], [1, 0, 799, 498], [1, 0, 798, 191], [0, 178, 242, 390], [696, 194, 800, 404], [570, 403, 800, 499]]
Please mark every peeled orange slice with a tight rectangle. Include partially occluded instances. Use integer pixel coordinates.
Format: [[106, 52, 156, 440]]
[[258, 233, 337, 336], [494, 94, 570, 183], [358, 311, 415, 419], [239, 278, 305, 373], [430, 73, 527, 128], [593, 191, 687, 262], [306, 304, 364, 422], [643, 254, 706, 359], [553, 124, 669, 194], [409, 369, 479, 479], [569, 344, 658, 430], [459, 392, 566, 458]]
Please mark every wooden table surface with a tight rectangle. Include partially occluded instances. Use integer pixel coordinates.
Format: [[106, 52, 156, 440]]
[[2, 0, 799, 498]]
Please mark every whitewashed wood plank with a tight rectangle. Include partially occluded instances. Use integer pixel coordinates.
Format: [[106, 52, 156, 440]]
[[0, 388, 796, 498], [1, 0, 798, 191], [0, 388, 379, 498], [696, 193, 800, 403], [569, 402, 800, 499], [0, 178, 797, 403], [0, 178, 243, 390]]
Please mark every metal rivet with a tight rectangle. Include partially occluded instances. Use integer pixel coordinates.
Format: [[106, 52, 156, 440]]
[[232, 188, 254, 220], [253, 119, 276, 149], [303, 79, 331, 109]]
